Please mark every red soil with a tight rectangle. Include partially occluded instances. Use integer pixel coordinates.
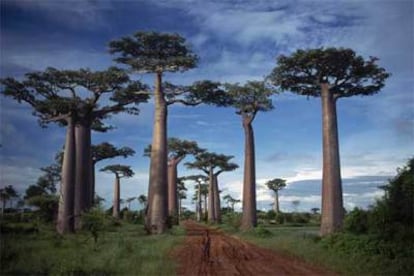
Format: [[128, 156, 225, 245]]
[[173, 221, 336, 276]]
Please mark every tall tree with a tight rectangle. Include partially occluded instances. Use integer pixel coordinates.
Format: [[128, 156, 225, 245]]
[[265, 178, 286, 214], [185, 175, 208, 222], [145, 138, 204, 224], [176, 177, 187, 220], [1, 67, 148, 233], [186, 152, 238, 223], [100, 165, 134, 219], [223, 194, 241, 212], [110, 31, 230, 234], [268, 48, 389, 235], [91, 142, 135, 204], [226, 81, 274, 230], [0, 185, 18, 214]]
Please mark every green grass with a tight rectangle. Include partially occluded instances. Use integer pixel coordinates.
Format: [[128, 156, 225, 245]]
[[1, 221, 185, 275], [234, 224, 413, 276]]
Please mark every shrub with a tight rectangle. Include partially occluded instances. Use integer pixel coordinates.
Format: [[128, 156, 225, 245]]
[[344, 208, 369, 234]]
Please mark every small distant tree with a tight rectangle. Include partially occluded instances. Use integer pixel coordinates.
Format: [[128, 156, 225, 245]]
[[145, 138, 204, 224], [185, 175, 208, 221], [91, 143, 135, 204], [100, 165, 134, 219], [269, 48, 389, 235], [311, 207, 320, 214], [223, 194, 241, 212], [226, 81, 274, 230], [0, 185, 18, 214], [126, 197, 136, 210], [176, 177, 187, 220], [186, 152, 238, 223], [265, 178, 286, 214], [137, 194, 147, 210], [292, 200, 300, 212]]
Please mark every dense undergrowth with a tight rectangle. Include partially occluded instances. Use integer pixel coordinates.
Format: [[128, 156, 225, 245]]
[[1, 213, 184, 275]]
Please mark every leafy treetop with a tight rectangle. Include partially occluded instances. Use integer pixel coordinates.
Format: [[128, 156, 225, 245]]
[[100, 164, 134, 178], [225, 80, 274, 122], [109, 31, 198, 73], [144, 137, 205, 161], [265, 178, 287, 193], [92, 142, 135, 163], [1, 67, 149, 125], [268, 47, 390, 99], [185, 152, 239, 176]]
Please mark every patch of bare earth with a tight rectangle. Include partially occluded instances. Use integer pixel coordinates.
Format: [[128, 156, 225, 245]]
[[172, 221, 336, 276]]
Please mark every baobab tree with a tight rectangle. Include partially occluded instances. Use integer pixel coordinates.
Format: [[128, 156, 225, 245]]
[[137, 194, 147, 210], [268, 48, 389, 235], [100, 165, 134, 219], [1, 67, 148, 233], [186, 152, 238, 223], [223, 194, 241, 212], [0, 185, 18, 215], [185, 174, 208, 222], [265, 178, 286, 214], [226, 81, 274, 230], [91, 142, 135, 205], [145, 138, 204, 224], [110, 31, 228, 234], [176, 177, 187, 220]]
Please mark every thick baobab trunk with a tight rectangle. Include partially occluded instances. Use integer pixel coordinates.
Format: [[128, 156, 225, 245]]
[[113, 176, 120, 219], [167, 160, 178, 225], [196, 182, 202, 222], [213, 174, 221, 223], [74, 121, 92, 230], [241, 119, 257, 230], [207, 168, 216, 223], [320, 83, 344, 236], [147, 72, 168, 234], [57, 118, 76, 234], [275, 191, 280, 213]]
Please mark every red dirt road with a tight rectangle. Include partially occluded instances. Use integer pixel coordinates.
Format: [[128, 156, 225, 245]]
[[173, 221, 336, 276]]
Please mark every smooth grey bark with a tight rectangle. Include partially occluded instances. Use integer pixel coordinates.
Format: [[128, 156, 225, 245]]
[[113, 175, 120, 219], [320, 83, 344, 236], [57, 118, 76, 234], [196, 182, 202, 222], [74, 121, 91, 230], [207, 168, 216, 223], [241, 119, 257, 230], [275, 191, 279, 213], [167, 157, 182, 225], [213, 174, 221, 223], [147, 72, 168, 234]]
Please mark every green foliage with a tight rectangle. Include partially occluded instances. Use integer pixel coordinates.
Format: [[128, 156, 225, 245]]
[[269, 47, 390, 99], [25, 195, 58, 222], [185, 151, 239, 174], [265, 178, 286, 193], [344, 208, 369, 234], [81, 208, 106, 243], [222, 212, 242, 231], [92, 142, 135, 163], [1, 220, 184, 275], [100, 164, 134, 178], [109, 31, 198, 73]]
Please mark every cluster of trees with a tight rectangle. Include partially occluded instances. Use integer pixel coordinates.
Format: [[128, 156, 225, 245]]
[[1, 30, 389, 236]]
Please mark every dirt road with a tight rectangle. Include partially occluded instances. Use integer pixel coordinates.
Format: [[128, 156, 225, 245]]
[[173, 221, 335, 276]]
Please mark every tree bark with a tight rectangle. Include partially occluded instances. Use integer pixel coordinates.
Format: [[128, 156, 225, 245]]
[[57, 117, 76, 234], [91, 161, 96, 206], [146, 71, 168, 234], [74, 120, 92, 230], [320, 83, 344, 236], [275, 191, 280, 213], [167, 159, 178, 225], [241, 119, 257, 230], [213, 174, 221, 223], [207, 168, 216, 223], [196, 182, 202, 222], [203, 194, 208, 221], [113, 175, 120, 219]]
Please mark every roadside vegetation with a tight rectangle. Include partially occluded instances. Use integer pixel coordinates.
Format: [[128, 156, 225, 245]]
[[0, 208, 184, 275]]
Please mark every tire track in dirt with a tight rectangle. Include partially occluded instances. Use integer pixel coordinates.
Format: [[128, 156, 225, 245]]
[[173, 221, 336, 276]]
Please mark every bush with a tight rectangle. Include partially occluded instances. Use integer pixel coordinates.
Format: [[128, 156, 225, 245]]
[[222, 212, 242, 230], [344, 208, 369, 234], [81, 208, 106, 243]]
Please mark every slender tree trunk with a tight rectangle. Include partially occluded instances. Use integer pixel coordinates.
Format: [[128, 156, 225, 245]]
[[320, 83, 344, 236], [207, 168, 216, 223], [113, 176, 120, 219], [196, 182, 202, 222], [147, 72, 168, 234], [213, 174, 221, 223], [275, 191, 279, 213], [74, 120, 92, 230], [91, 161, 96, 206], [203, 194, 208, 221], [241, 119, 257, 230], [57, 118, 76, 234], [167, 160, 178, 225]]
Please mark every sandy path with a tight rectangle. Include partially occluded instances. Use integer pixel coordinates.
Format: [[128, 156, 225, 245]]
[[173, 221, 336, 276]]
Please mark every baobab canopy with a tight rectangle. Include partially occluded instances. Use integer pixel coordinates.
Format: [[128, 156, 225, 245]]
[[269, 48, 390, 99]]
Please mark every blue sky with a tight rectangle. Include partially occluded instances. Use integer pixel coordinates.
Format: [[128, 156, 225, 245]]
[[1, 0, 413, 212]]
